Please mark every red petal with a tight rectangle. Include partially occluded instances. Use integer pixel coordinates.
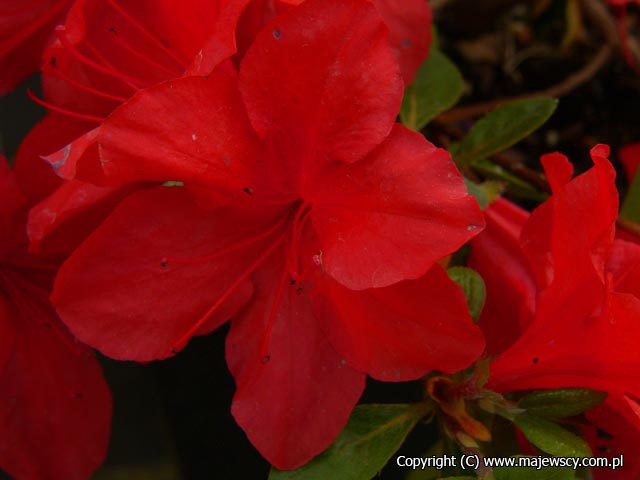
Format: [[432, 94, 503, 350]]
[[98, 74, 264, 194], [0, 156, 27, 255], [315, 264, 485, 381], [469, 198, 537, 356], [585, 400, 640, 480], [51, 186, 275, 361], [227, 252, 365, 470], [0, 0, 71, 95], [540, 151, 573, 193], [27, 179, 134, 256], [489, 291, 640, 402], [607, 239, 640, 298], [311, 124, 484, 290], [42, 127, 104, 183], [234, 0, 297, 61], [0, 276, 111, 480], [12, 114, 92, 203], [371, 0, 432, 84], [521, 149, 618, 290], [239, 0, 403, 166]]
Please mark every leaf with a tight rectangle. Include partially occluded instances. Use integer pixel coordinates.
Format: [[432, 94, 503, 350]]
[[464, 177, 504, 210], [494, 459, 575, 480], [519, 389, 607, 419], [269, 403, 430, 480], [454, 97, 558, 167], [401, 49, 464, 130], [447, 267, 486, 322], [472, 159, 548, 202], [514, 414, 592, 458], [621, 169, 640, 223]]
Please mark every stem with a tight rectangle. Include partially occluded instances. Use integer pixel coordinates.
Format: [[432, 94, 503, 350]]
[[437, 0, 618, 123]]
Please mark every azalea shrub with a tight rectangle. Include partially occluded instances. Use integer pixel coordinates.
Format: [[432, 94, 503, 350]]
[[1, 0, 639, 479]]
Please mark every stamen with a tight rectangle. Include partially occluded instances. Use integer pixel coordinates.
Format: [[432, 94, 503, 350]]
[[81, 37, 140, 92], [170, 234, 286, 354], [0, 270, 83, 356], [259, 260, 291, 362], [43, 65, 128, 103], [287, 202, 312, 280], [27, 89, 106, 123], [106, 0, 189, 69], [108, 28, 183, 77], [163, 214, 290, 266], [55, 27, 148, 89]]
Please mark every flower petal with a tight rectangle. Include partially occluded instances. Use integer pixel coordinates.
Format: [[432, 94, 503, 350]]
[[27, 179, 134, 256], [12, 114, 91, 202], [314, 264, 485, 381], [0, 282, 111, 480], [371, 0, 432, 84], [239, 0, 403, 166], [0, 0, 70, 95], [521, 147, 618, 290], [227, 252, 365, 470], [489, 291, 640, 401], [51, 186, 278, 361], [311, 124, 484, 290], [98, 74, 264, 194], [469, 198, 537, 356]]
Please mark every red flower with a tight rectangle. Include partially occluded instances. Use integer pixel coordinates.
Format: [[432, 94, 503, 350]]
[[471, 146, 640, 477], [0, 0, 72, 95], [23, 0, 250, 252], [236, 0, 432, 84], [0, 155, 112, 480], [52, 0, 484, 469]]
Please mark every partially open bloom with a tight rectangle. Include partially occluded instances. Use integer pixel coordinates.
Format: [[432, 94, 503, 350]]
[[0, 155, 111, 480], [52, 0, 484, 469], [471, 146, 640, 478], [0, 0, 72, 95]]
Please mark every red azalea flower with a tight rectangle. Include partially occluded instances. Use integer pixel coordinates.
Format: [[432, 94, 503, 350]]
[[33, 0, 250, 181], [52, 0, 485, 468], [236, 0, 432, 83], [0, 155, 112, 480], [471, 146, 640, 477], [0, 0, 72, 95], [23, 0, 250, 253]]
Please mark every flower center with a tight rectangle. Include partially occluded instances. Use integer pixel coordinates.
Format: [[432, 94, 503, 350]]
[[166, 201, 314, 356]]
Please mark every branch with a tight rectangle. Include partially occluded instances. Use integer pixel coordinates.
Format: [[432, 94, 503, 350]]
[[437, 0, 619, 123]]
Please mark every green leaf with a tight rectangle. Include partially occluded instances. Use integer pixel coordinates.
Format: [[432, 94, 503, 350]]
[[472, 159, 548, 202], [270, 403, 430, 480], [514, 414, 591, 458], [519, 389, 607, 419], [621, 169, 640, 223], [447, 267, 486, 322], [464, 177, 504, 210], [401, 49, 464, 130], [454, 97, 558, 167], [494, 458, 575, 480]]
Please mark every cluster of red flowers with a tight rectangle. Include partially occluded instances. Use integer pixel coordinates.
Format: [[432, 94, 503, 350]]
[[1, 0, 639, 479]]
